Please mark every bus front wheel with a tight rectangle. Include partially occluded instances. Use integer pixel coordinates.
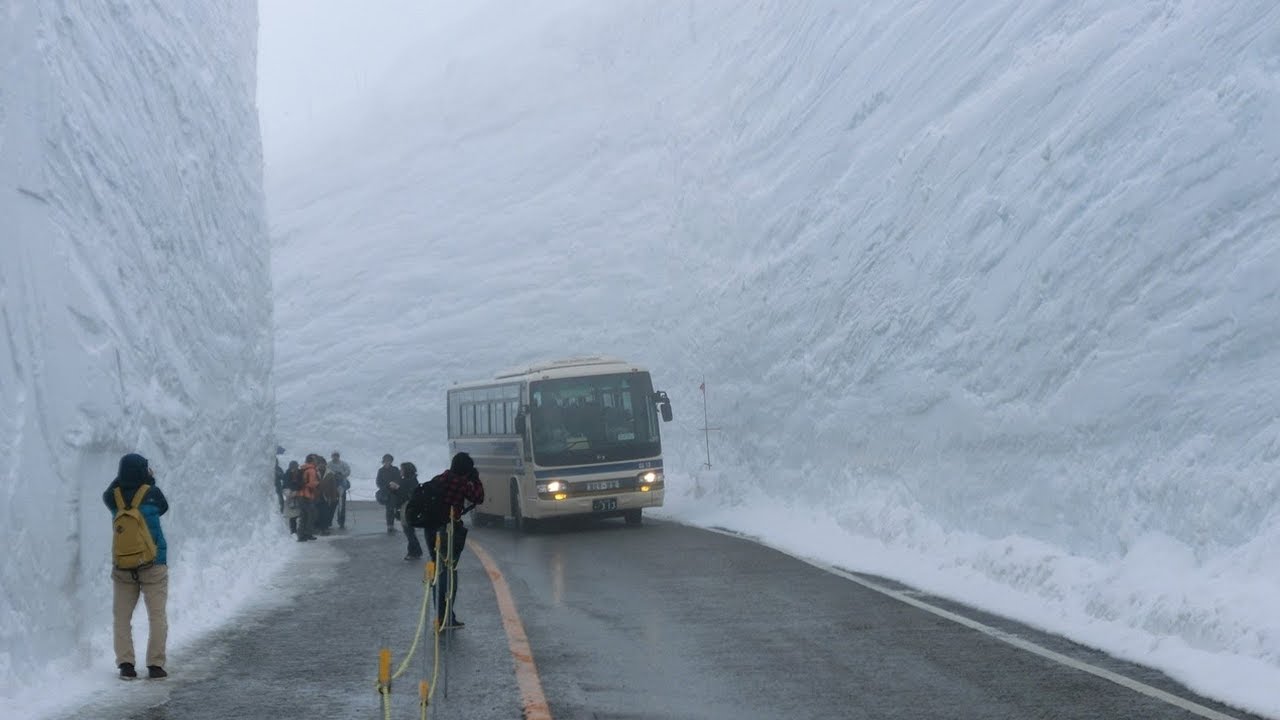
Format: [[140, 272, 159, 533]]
[[511, 481, 537, 533], [624, 509, 642, 526]]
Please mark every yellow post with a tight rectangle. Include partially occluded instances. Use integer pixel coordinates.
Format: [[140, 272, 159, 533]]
[[378, 647, 392, 688], [420, 679, 430, 701]]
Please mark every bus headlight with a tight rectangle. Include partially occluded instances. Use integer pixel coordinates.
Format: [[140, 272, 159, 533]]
[[637, 471, 663, 491], [538, 480, 565, 494]]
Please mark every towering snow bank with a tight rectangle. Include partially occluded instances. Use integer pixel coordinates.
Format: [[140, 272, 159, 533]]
[[263, 1, 1280, 714], [1, 1, 273, 712]]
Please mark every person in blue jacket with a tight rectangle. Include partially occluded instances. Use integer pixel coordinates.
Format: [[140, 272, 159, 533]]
[[103, 453, 170, 680]]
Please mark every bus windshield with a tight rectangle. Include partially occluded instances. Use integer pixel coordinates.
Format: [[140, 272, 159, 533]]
[[529, 372, 660, 467]]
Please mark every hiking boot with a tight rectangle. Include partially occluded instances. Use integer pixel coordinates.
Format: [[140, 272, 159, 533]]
[[147, 665, 167, 680], [440, 616, 464, 630], [404, 554, 422, 561], [119, 663, 137, 680], [386, 526, 396, 535]]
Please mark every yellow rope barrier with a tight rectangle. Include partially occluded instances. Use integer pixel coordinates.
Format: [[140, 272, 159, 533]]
[[391, 562, 434, 681], [424, 531, 443, 716], [380, 508, 464, 719], [375, 548, 436, 716], [424, 512, 459, 712]]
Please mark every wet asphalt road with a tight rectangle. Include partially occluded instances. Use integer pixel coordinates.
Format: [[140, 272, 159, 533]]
[[58, 502, 1267, 720]]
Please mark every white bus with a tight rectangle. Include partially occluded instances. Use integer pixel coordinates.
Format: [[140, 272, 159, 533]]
[[446, 356, 673, 531]]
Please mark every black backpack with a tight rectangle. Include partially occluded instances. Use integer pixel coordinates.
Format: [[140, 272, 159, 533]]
[[405, 474, 450, 531]]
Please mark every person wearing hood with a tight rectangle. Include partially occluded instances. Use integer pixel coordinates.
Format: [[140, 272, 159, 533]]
[[102, 453, 170, 680]]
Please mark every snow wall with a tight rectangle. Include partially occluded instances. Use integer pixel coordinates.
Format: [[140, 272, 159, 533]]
[[264, 1, 1280, 715], [1, 1, 274, 713]]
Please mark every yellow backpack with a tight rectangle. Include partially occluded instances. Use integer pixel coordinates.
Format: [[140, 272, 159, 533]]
[[113, 486, 158, 570]]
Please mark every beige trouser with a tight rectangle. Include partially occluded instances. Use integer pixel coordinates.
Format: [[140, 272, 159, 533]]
[[112, 564, 168, 668]]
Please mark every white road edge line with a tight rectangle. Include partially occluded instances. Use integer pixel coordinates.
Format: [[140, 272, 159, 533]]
[[698, 525, 1245, 720]]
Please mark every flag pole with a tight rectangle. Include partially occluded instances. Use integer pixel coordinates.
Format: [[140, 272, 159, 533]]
[[700, 378, 713, 469]]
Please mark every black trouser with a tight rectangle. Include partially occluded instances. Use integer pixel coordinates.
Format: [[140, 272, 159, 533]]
[[314, 500, 327, 530], [384, 498, 397, 528], [316, 499, 336, 530], [297, 499, 316, 539], [431, 524, 467, 622], [404, 516, 425, 557]]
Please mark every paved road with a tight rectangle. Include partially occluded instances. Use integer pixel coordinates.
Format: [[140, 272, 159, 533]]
[[58, 502, 1267, 720]]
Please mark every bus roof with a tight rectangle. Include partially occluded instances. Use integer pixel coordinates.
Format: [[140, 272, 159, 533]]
[[453, 356, 649, 385]]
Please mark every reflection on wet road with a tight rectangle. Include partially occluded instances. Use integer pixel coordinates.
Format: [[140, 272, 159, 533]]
[[476, 513, 1263, 720]]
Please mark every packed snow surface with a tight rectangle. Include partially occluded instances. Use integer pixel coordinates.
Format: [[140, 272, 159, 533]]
[[264, 1, 1280, 715], [1, 1, 277, 716]]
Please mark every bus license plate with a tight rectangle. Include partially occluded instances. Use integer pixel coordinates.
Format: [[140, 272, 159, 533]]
[[592, 498, 618, 512]]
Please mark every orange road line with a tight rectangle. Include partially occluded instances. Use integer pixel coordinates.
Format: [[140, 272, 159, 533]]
[[470, 541, 553, 720]]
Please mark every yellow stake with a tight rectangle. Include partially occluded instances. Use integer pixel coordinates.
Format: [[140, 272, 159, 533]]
[[378, 647, 392, 687], [420, 679, 430, 701]]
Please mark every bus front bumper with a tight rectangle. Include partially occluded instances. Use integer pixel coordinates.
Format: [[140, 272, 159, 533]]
[[529, 488, 664, 519]]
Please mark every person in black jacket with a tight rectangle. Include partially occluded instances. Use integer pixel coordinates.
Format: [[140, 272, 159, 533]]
[[283, 460, 301, 534], [375, 453, 402, 534], [273, 459, 285, 514], [400, 461, 426, 560], [430, 452, 485, 630]]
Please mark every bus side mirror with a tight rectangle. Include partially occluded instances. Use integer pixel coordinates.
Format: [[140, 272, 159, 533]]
[[653, 391, 673, 422], [515, 412, 526, 434]]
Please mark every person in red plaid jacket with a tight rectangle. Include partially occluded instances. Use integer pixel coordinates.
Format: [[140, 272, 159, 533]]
[[431, 452, 484, 629]]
